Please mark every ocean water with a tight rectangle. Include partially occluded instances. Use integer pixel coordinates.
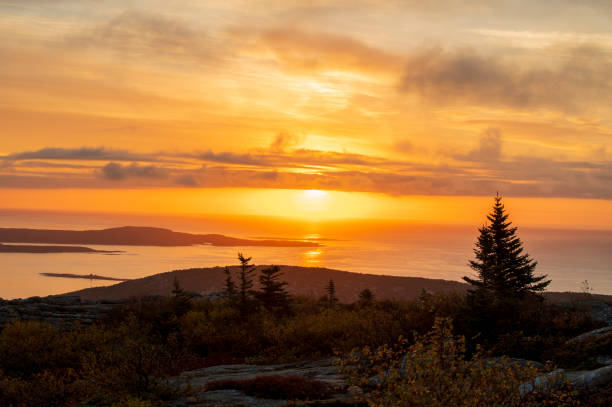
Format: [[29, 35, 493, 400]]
[[0, 210, 611, 299]]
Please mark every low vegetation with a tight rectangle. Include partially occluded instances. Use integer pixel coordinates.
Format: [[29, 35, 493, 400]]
[[0, 285, 603, 406], [342, 318, 581, 407]]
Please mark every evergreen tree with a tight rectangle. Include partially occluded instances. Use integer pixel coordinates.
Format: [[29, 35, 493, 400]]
[[223, 266, 237, 300], [237, 252, 256, 318], [171, 276, 191, 317], [171, 276, 184, 297], [358, 288, 374, 306], [256, 265, 291, 316], [463, 194, 550, 298], [326, 279, 338, 308]]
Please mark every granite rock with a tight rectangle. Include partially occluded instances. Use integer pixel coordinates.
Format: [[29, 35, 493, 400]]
[[0, 295, 125, 328]]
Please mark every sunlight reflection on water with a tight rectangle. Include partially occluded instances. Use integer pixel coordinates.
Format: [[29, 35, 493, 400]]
[[302, 248, 323, 266]]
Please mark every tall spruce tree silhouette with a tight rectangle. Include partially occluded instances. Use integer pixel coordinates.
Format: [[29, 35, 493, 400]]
[[463, 194, 550, 298], [237, 252, 256, 318]]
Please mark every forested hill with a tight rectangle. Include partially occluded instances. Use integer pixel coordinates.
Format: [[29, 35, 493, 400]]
[[70, 265, 468, 302], [0, 226, 317, 247]]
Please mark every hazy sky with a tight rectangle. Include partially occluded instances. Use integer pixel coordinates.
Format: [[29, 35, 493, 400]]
[[1, 1, 611, 224]]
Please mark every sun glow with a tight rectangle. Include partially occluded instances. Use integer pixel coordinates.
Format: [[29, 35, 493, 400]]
[[303, 189, 328, 199], [3, 188, 612, 227]]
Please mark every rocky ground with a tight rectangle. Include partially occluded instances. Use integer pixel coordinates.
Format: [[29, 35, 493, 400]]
[[585, 300, 612, 326], [171, 359, 362, 407], [0, 295, 125, 327]]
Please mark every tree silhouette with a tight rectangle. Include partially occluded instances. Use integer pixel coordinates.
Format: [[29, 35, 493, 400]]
[[358, 288, 374, 306], [326, 279, 338, 308], [463, 194, 550, 298], [223, 266, 237, 301], [171, 276, 191, 317], [256, 265, 291, 317], [237, 252, 256, 318]]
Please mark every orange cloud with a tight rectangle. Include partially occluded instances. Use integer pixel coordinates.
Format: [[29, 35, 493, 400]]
[[246, 28, 404, 76], [2, 141, 612, 199]]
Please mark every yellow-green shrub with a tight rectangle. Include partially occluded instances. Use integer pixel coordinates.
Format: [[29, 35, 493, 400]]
[[343, 318, 579, 407]]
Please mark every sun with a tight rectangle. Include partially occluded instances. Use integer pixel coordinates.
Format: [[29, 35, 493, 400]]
[[294, 189, 331, 220], [303, 189, 328, 199]]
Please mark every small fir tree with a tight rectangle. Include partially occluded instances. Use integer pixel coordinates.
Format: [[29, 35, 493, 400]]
[[358, 288, 374, 306], [463, 194, 550, 298], [237, 252, 256, 318], [171, 276, 184, 297], [171, 276, 191, 317], [223, 266, 237, 300], [326, 279, 338, 308], [256, 265, 291, 316]]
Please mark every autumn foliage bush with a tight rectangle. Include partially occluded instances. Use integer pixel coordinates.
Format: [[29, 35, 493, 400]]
[[342, 318, 580, 407]]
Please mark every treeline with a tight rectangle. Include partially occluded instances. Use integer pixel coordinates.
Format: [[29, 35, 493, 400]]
[[220, 253, 341, 319]]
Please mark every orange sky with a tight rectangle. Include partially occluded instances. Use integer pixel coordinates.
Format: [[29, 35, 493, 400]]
[[1, 1, 611, 227]]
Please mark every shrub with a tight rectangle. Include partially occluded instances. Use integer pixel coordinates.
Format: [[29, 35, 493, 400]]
[[79, 315, 183, 400], [342, 317, 579, 407], [546, 329, 612, 370], [0, 320, 80, 378]]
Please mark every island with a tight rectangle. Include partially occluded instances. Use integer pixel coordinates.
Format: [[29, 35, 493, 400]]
[[0, 226, 319, 247], [40, 273, 130, 281], [0, 243, 122, 254]]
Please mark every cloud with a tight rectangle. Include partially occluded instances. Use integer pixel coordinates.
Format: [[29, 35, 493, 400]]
[[174, 174, 198, 186], [394, 139, 414, 153], [2, 145, 612, 199], [101, 162, 167, 181], [2, 147, 148, 162], [249, 27, 403, 75], [102, 162, 124, 180], [198, 151, 262, 166], [66, 11, 212, 64], [400, 45, 612, 112], [459, 128, 502, 162], [270, 131, 304, 152]]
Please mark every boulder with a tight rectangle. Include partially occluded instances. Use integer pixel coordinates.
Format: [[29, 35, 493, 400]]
[[595, 355, 612, 365], [519, 369, 566, 397], [565, 326, 612, 345], [570, 365, 612, 389], [581, 301, 612, 326]]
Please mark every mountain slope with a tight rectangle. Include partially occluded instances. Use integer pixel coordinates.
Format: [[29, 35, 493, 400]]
[[70, 265, 468, 302]]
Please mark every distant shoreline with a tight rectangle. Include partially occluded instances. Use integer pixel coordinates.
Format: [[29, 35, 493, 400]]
[[0, 243, 122, 254]]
